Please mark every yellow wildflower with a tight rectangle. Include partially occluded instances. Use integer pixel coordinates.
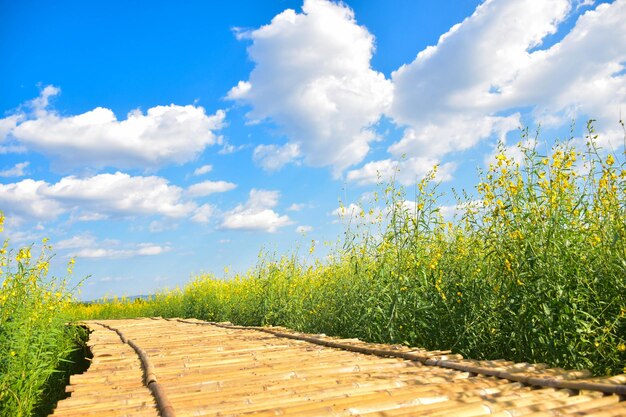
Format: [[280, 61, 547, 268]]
[[606, 154, 615, 166]]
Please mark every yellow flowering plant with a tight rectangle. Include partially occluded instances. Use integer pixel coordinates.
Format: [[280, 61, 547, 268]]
[[0, 212, 85, 417]]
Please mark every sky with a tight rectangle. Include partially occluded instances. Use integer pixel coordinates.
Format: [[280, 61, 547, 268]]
[[1, 0, 625, 300]]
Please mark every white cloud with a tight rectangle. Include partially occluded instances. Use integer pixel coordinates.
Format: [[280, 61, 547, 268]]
[[576, 0, 596, 11], [389, 0, 626, 158], [389, 0, 570, 157], [0, 179, 64, 220], [228, 0, 392, 173], [71, 244, 169, 259], [191, 204, 215, 224], [0, 115, 22, 141], [55, 233, 169, 259], [0, 145, 27, 154], [228, 80, 251, 99], [4, 86, 226, 169], [29, 85, 61, 117], [193, 164, 213, 176], [221, 189, 292, 232], [0, 228, 45, 245], [507, 1, 626, 147], [287, 203, 306, 211], [0, 162, 29, 178], [48, 172, 195, 218], [136, 244, 167, 256], [56, 234, 97, 249], [253, 143, 300, 171], [76, 212, 109, 221], [187, 180, 237, 197], [148, 220, 179, 233], [388, 115, 521, 159], [217, 140, 246, 155], [296, 225, 313, 233], [347, 157, 456, 186], [0, 172, 195, 222]]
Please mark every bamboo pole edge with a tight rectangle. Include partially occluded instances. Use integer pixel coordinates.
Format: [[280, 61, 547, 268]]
[[93, 321, 176, 417]]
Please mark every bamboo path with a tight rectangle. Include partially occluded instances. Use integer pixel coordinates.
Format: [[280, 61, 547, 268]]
[[51, 318, 626, 417]]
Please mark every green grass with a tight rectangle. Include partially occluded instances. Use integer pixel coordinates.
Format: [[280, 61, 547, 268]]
[[70, 124, 626, 376], [32, 326, 91, 417]]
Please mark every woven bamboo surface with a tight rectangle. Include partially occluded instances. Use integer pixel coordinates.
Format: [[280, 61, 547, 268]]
[[51, 318, 626, 416]]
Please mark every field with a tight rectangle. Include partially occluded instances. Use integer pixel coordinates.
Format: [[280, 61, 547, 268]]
[[1, 125, 625, 416]]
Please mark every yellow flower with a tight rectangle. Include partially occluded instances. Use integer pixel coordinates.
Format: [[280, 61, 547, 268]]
[[16, 248, 31, 263], [618, 343, 626, 352], [606, 154, 615, 166], [504, 258, 512, 273]]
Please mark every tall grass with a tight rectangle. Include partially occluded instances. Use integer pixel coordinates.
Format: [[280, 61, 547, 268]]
[[71, 124, 626, 376], [0, 215, 82, 417]]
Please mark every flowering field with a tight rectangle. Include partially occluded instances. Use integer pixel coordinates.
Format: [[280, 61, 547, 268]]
[[70, 125, 626, 377]]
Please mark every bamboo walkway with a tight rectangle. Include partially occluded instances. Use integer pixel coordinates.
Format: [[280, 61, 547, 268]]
[[51, 318, 626, 417]]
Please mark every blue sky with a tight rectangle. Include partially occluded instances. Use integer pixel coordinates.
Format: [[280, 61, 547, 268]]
[[1, 0, 624, 300]]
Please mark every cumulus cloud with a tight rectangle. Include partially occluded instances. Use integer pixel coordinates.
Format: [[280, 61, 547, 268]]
[[193, 164, 213, 176], [191, 204, 215, 224], [29, 85, 61, 116], [0, 179, 64, 220], [0, 172, 196, 222], [0, 115, 26, 154], [48, 173, 195, 218], [346, 157, 456, 186], [388, 0, 626, 158], [228, 0, 392, 173], [0, 161, 29, 178], [187, 180, 237, 197], [508, 0, 626, 147], [0, 115, 22, 141], [221, 189, 292, 232], [389, 0, 570, 158], [388, 115, 521, 159], [2, 86, 226, 170], [253, 143, 301, 171]]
